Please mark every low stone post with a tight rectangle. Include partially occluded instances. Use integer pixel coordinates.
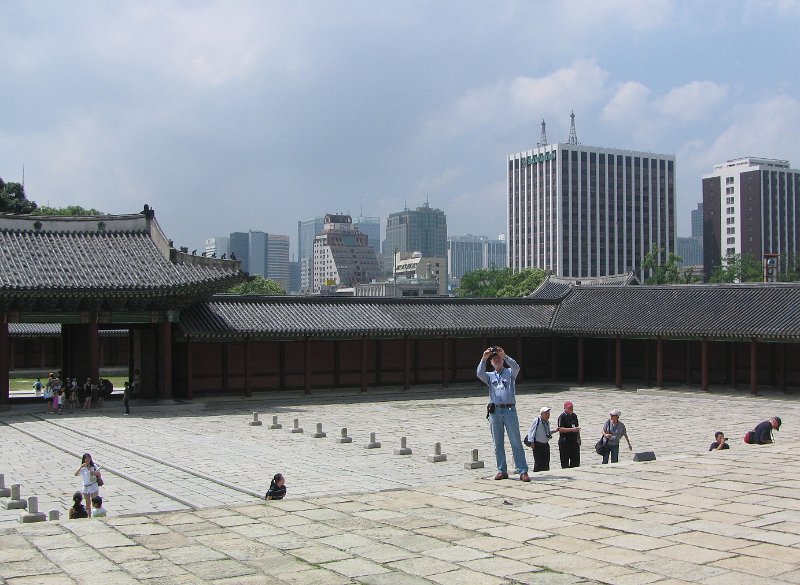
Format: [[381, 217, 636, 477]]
[[269, 415, 282, 429], [249, 412, 262, 426], [20, 496, 46, 523], [464, 449, 485, 469], [336, 428, 353, 444], [394, 436, 412, 455], [0, 474, 9, 497], [3, 484, 27, 510], [365, 432, 381, 449], [48, 509, 60, 521], [291, 418, 304, 434], [312, 423, 327, 438], [428, 442, 447, 463]]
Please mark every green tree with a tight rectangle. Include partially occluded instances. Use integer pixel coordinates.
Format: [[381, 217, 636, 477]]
[[456, 267, 547, 297], [32, 205, 103, 216], [228, 275, 285, 295], [0, 177, 37, 214], [708, 253, 763, 283], [641, 248, 699, 284]]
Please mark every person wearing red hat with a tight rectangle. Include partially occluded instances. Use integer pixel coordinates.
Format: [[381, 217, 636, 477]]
[[556, 401, 581, 468]]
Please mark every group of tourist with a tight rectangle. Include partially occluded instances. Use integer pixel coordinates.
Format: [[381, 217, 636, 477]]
[[478, 346, 783, 480], [36, 370, 137, 415]]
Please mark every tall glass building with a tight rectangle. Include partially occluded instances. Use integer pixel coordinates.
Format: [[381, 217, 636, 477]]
[[507, 144, 676, 280]]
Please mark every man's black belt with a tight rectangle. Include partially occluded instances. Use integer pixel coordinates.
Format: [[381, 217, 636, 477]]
[[495, 403, 515, 408]]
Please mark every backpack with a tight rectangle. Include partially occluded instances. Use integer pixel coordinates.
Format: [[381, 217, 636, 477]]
[[743, 430, 753, 444]]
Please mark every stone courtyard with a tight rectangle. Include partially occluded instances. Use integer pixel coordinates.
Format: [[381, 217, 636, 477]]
[[1, 383, 800, 584]]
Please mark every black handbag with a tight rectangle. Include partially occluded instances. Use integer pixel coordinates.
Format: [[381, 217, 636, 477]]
[[595, 437, 608, 455]]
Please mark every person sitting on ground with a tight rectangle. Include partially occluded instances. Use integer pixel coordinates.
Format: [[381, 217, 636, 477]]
[[265, 473, 286, 500], [91, 496, 107, 517], [68, 492, 88, 519], [751, 416, 781, 444], [709, 431, 729, 451]]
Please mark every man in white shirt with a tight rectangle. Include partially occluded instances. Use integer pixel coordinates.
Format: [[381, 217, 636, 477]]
[[527, 407, 553, 472]]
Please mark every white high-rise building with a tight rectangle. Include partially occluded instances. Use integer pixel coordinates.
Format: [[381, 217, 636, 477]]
[[313, 214, 381, 292], [508, 120, 676, 279]]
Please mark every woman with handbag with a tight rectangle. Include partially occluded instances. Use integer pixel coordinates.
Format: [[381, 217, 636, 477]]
[[74, 453, 102, 517], [601, 409, 632, 464]]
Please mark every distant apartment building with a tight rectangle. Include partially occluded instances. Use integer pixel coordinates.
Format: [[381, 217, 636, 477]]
[[448, 234, 508, 288], [508, 127, 676, 280], [313, 214, 381, 292], [703, 157, 800, 278], [298, 216, 326, 292], [382, 203, 447, 274]]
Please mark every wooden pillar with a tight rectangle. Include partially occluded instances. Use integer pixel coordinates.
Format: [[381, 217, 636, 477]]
[[656, 337, 664, 389], [615, 335, 622, 389], [360, 337, 368, 393], [750, 339, 758, 396], [279, 342, 286, 391], [403, 336, 411, 391], [515, 337, 523, 382], [730, 343, 738, 388], [158, 322, 172, 400], [412, 339, 420, 385], [442, 336, 450, 388], [550, 337, 558, 382], [333, 341, 340, 388], [684, 341, 691, 385], [375, 340, 382, 386], [88, 323, 100, 383], [185, 343, 193, 400], [701, 338, 709, 392], [778, 344, 786, 393], [244, 340, 252, 397], [577, 336, 585, 386], [304, 337, 311, 394], [644, 339, 652, 387], [0, 323, 8, 406], [221, 344, 228, 394]]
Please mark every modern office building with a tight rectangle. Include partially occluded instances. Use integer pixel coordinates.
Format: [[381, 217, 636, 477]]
[[382, 203, 447, 272], [225, 230, 290, 287], [447, 234, 508, 287], [703, 157, 800, 278], [353, 216, 381, 255], [298, 217, 326, 292], [313, 214, 381, 292], [204, 236, 229, 258], [288, 260, 301, 294], [691, 202, 703, 239], [266, 233, 290, 290], [229, 232, 250, 271], [677, 203, 704, 267], [507, 123, 676, 280]]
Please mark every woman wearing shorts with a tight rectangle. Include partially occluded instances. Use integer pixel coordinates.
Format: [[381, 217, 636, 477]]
[[74, 453, 101, 517]]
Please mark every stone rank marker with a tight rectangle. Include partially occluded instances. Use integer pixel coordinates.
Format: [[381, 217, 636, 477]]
[[0, 474, 10, 498], [336, 428, 353, 444], [428, 442, 447, 463], [2, 484, 27, 510], [291, 418, 304, 433], [394, 436, 412, 455], [365, 432, 381, 449], [20, 496, 46, 523], [312, 423, 327, 438], [464, 449, 485, 469], [249, 412, 263, 426], [269, 415, 282, 430]]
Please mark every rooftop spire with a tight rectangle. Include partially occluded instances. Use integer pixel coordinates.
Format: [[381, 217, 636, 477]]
[[567, 110, 579, 145], [537, 119, 548, 147]]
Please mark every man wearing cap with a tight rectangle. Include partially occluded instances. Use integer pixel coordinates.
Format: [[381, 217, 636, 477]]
[[752, 416, 782, 444], [556, 401, 581, 468], [477, 347, 530, 482], [526, 407, 553, 472]]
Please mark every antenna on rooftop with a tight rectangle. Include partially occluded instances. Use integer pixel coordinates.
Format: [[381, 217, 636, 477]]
[[537, 119, 548, 147], [568, 111, 579, 145]]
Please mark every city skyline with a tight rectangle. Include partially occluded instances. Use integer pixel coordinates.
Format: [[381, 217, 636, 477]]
[[1, 3, 798, 256]]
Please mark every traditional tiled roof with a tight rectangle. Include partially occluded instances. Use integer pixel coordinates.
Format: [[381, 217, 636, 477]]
[[552, 283, 800, 340], [178, 295, 558, 340], [528, 272, 639, 301], [8, 323, 127, 337], [0, 211, 245, 310]]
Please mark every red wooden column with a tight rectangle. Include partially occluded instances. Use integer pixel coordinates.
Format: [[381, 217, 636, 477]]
[[360, 337, 368, 393], [158, 322, 172, 400], [0, 323, 8, 406], [244, 339, 252, 398], [279, 342, 286, 391], [403, 336, 411, 391], [730, 343, 738, 388], [221, 344, 229, 394], [88, 323, 100, 384], [442, 336, 450, 388], [577, 336, 585, 386], [550, 337, 558, 382], [701, 338, 709, 391], [515, 337, 523, 382], [615, 335, 622, 389], [778, 344, 786, 393], [750, 339, 758, 395], [184, 342, 193, 400], [304, 337, 311, 394], [644, 339, 652, 387], [684, 341, 691, 385], [656, 337, 664, 389]]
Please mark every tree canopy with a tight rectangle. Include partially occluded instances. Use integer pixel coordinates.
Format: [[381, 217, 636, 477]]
[[32, 205, 103, 216], [641, 248, 699, 284], [708, 253, 763, 283], [0, 178, 37, 214], [228, 275, 286, 295], [456, 267, 547, 297]]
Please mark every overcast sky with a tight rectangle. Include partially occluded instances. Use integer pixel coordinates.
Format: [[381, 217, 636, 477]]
[[2, 1, 799, 256]]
